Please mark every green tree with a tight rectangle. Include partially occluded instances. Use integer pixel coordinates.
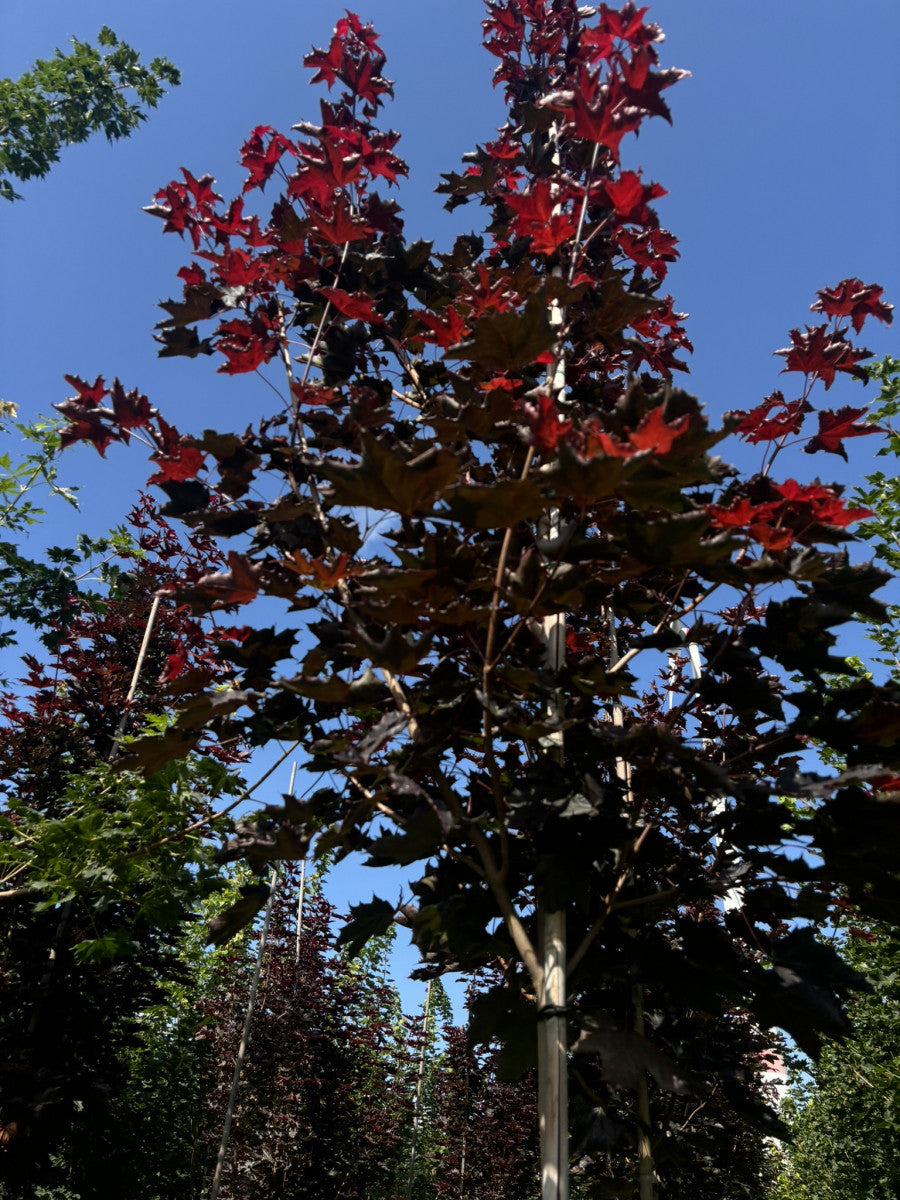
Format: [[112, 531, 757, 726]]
[[772, 923, 900, 1200], [852, 355, 900, 676], [0, 27, 180, 202], [0, 406, 136, 660]]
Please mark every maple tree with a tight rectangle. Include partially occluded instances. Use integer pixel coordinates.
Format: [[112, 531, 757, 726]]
[[48, 3, 897, 1196], [0, 27, 180, 202]]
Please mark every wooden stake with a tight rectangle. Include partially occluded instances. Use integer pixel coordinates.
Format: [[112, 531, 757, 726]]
[[404, 978, 433, 1200], [210, 867, 278, 1200], [539, 907, 568, 1200], [632, 983, 657, 1200]]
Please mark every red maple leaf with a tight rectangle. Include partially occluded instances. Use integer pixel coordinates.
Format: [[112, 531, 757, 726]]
[[201, 247, 269, 290], [283, 551, 353, 587], [522, 392, 573, 453], [810, 278, 894, 334], [290, 381, 339, 407], [577, 419, 632, 460], [62, 374, 107, 406], [775, 325, 872, 389], [457, 264, 517, 317], [318, 287, 383, 323], [180, 169, 220, 211], [771, 479, 867, 527], [215, 312, 279, 375], [597, 3, 656, 46], [54, 400, 118, 456], [750, 521, 793, 551], [159, 643, 189, 683], [417, 306, 470, 349], [307, 195, 373, 245], [110, 380, 154, 433], [804, 406, 885, 461], [148, 443, 205, 484], [627, 404, 689, 454], [178, 263, 207, 287], [708, 497, 778, 529], [195, 552, 263, 606], [734, 391, 812, 444], [603, 170, 666, 220], [55, 376, 118, 454], [240, 126, 295, 192], [616, 226, 678, 279], [541, 70, 640, 159], [506, 180, 577, 253]]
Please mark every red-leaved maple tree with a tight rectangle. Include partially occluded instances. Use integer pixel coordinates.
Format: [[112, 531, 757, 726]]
[[50, 4, 897, 1196]]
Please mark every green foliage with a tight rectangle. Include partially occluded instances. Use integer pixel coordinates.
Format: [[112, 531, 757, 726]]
[[0, 754, 241, 956], [0, 875, 250, 1200], [0, 407, 77, 531], [772, 926, 900, 1200], [0, 409, 140, 655], [0, 28, 180, 201], [852, 356, 900, 678]]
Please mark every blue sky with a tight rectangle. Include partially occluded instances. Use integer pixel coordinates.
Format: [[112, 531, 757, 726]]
[[2, 1, 898, 1010]]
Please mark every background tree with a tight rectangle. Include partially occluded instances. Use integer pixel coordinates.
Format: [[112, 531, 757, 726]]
[[0, 27, 179, 202], [769, 358, 900, 1200], [196, 869, 417, 1200], [0, 407, 138, 661], [771, 921, 900, 1200], [0, 484, 250, 1185], [50, 5, 898, 1196]]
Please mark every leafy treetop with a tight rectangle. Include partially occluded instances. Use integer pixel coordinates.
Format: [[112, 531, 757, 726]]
[[0, 27, 180, 202]]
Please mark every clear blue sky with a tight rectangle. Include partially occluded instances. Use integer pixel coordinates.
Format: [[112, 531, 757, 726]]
[[2, 1, 898, 1010]]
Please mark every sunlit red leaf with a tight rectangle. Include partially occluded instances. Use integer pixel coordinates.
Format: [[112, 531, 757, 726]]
[[734, 392, 812, 444], [159, 643, 189, 683], [240, 126, 295, 193], [148, 442, 205, 484], [603, 170, 666, 220], [616, 226, 678, 279], [522, 392, 572, 453], [195, 552, 264, 606], [319, 287, 383, 323], [307, 195, 373, 244], [417, 306, 470, 349], [810, 278, 894, 334], [215, 312, 279, 375], [804, 406, 884, 461], [776, 325, 872, 389], [282, 551, 353, 587], [506, 180, 577, 253], [290, 381, 340, 407], [627, 404, 689, 454]]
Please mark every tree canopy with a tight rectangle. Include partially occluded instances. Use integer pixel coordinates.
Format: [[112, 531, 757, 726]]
[[0, 27, 179, 202]]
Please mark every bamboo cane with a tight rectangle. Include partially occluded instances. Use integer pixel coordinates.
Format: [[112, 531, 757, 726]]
[[209, 866, 279, 1200], [404, 978, 434, 1200]]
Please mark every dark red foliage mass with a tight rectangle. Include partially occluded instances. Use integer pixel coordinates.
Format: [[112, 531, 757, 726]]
[[197, 878, 417, 1199]]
